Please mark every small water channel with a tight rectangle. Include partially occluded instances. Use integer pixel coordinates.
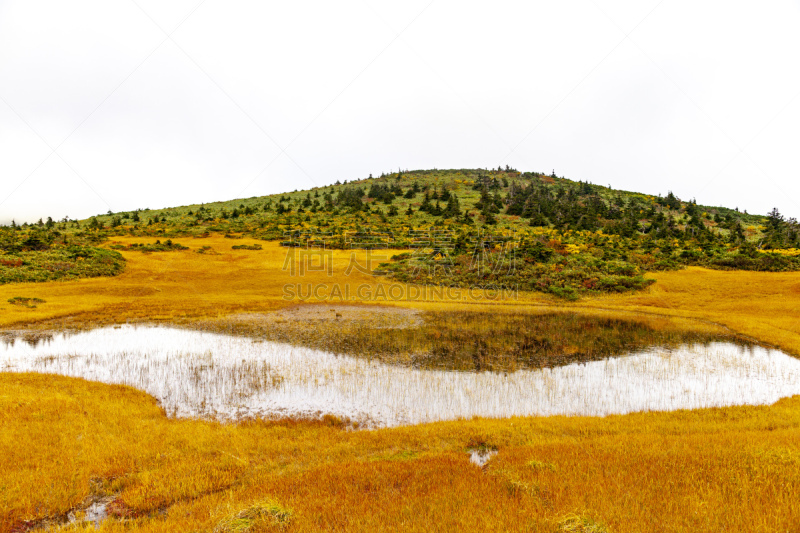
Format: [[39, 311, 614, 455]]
[[2, 325, 799, 427]]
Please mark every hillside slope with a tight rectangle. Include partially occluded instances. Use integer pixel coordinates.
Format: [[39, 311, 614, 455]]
[[2, 168, 799, 296]]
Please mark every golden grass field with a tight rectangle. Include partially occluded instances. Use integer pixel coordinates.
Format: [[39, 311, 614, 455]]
[[3, 235, 800, 532]]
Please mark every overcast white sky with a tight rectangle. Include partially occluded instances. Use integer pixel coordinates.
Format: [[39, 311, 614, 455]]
[[1, 0, 799, 224]]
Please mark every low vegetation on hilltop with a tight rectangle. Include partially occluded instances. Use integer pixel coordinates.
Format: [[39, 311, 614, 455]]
[[2, 168, 799, 296]]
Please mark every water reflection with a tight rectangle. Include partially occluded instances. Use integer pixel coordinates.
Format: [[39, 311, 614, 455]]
[[204, 309, 758, 372], [1, 332, 55, 349], [1, 325, 799, 428]]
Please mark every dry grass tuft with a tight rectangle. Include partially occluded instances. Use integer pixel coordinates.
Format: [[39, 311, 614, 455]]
[[465, 435, 498, 452], [527, 459, 557, 472], [213, 499, 293, 532], [556, 513, 610, 533]]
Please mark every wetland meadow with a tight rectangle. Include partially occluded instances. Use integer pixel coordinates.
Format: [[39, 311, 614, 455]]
[[2, 236, 800, 532]]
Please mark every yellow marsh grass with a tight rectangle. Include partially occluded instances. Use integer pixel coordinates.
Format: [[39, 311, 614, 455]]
[[2, 373, 799, 532], [0, 235, 526, 329]]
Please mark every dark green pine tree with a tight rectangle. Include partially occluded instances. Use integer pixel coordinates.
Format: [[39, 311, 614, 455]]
[[419, 192, 432, 213], [443, 194, 461, 218]]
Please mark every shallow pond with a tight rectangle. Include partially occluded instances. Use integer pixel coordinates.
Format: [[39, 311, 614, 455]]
[[2, 325, 800, 427]]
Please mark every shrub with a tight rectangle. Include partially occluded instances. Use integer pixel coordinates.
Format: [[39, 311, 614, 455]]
[[196, 246, 219, 255], [708, 251, 800, 272], [110, 241, 188, 253], [0, 247, 124, 284], [8, 297, 46, 308], [548, 286, 579, 300]]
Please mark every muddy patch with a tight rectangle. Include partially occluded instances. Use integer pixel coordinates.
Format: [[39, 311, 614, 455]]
[[14, 494, 114, 531], [215, 303, 422, 330]]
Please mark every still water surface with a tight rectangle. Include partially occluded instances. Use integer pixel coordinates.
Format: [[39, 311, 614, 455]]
[[2, 325, 799, 427]]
